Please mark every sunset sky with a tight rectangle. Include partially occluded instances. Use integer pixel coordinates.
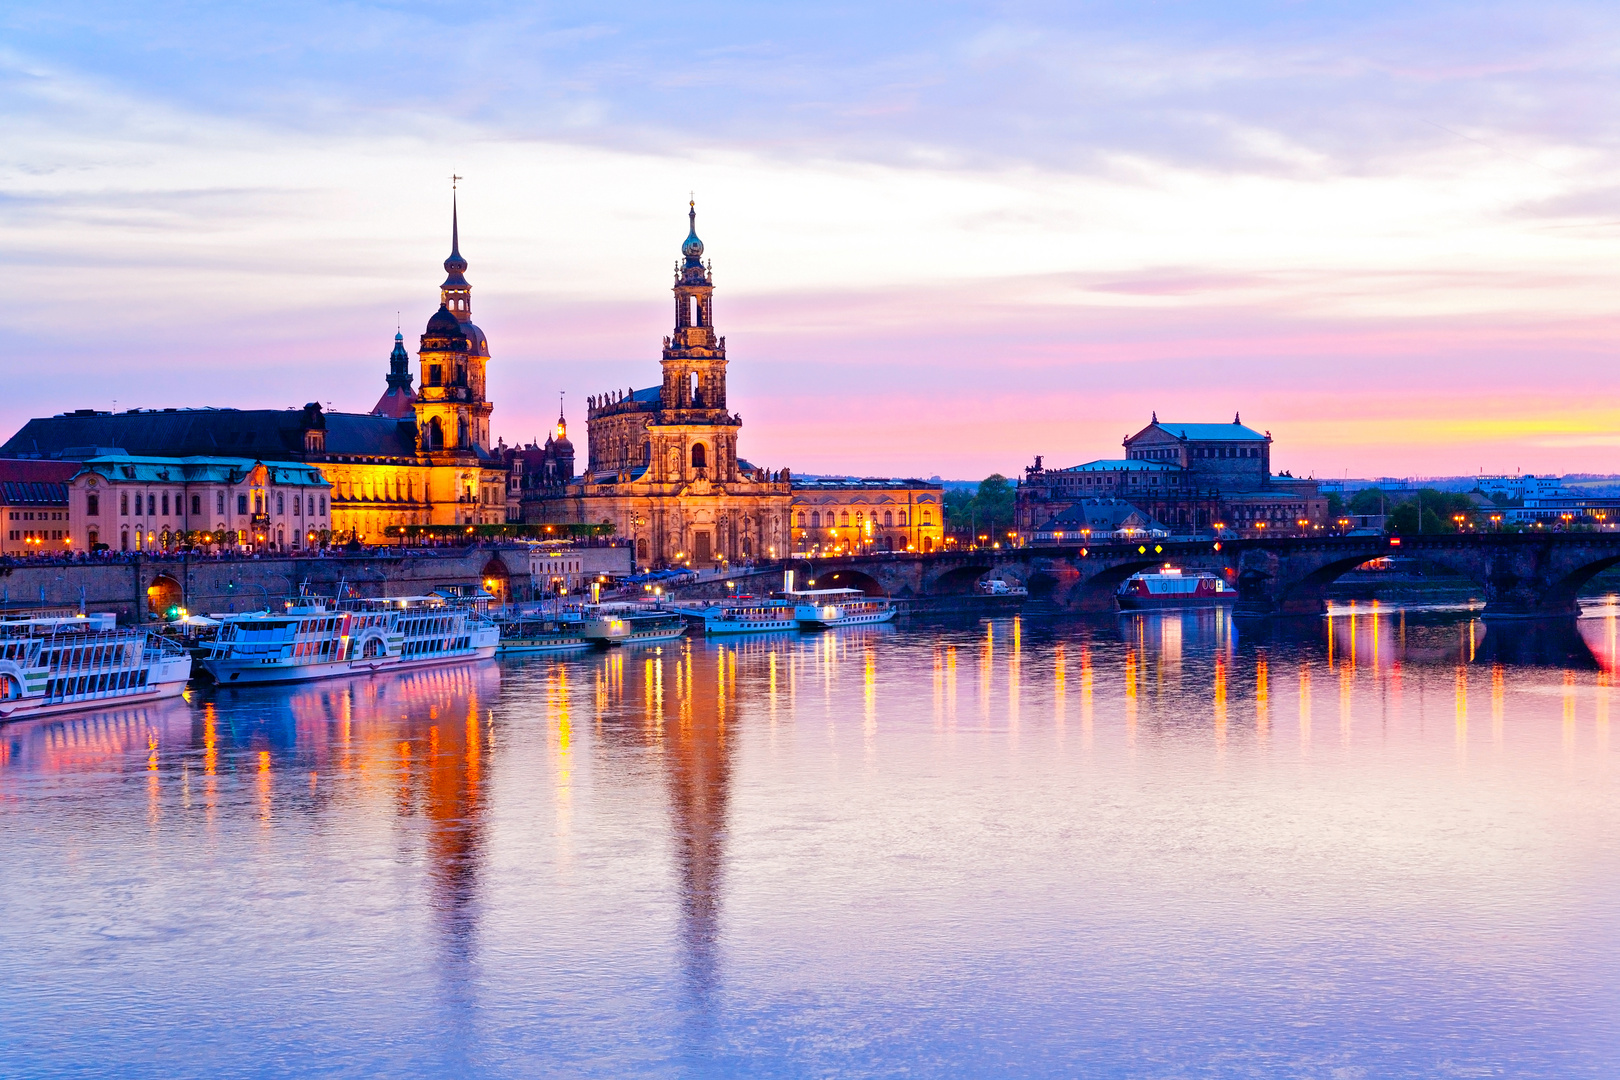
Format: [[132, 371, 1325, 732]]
[[5, 1, 1620, 479]]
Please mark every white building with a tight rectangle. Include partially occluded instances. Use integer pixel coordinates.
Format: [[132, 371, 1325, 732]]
[[67, 455, 331, 552]]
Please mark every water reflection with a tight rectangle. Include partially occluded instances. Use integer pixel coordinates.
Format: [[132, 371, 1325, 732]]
[[3, 618, 1620, 1077]]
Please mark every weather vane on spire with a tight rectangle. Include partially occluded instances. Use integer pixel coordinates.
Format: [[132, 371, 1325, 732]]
[[451, 173, 462, 190]]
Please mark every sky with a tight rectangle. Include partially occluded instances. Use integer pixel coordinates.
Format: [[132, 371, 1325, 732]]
[[4, 1, 1620, 480]]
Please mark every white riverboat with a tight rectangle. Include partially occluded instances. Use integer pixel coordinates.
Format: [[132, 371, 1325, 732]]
[[200, 593, 498, 685], [581, 605, 688, 646], [0, 614, 192, 722], [681, 597, 799, 635], [785, 588, 896, 629]]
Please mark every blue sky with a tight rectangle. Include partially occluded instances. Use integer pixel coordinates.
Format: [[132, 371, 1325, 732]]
[[5, 2, 1620, 476]]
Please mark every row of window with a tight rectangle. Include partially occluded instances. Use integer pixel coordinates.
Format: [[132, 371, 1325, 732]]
[[103, 491, 328, 518], [9, 530, 64, 541], [1128, 446, 1262, 461], [8, 511, 66, 521], [795, 510, 929, 528]]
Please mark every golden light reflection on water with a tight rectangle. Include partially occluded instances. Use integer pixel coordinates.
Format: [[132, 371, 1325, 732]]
[[1255, 651, 1270, 744]]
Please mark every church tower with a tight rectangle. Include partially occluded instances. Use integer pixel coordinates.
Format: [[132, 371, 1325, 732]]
[[371, 331, 416, 418], [661, 201, 728, 419], [413, 190, 494, 458]]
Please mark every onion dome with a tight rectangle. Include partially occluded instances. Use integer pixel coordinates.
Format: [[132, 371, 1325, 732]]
[[681, 200, 704, 265]]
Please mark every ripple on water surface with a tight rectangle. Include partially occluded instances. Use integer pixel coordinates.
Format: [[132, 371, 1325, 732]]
[[1, 609, 1617, 1077]]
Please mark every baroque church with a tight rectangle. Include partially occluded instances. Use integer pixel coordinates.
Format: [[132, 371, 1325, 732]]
[[525, 203, 792, 566], [1, 195, 509, 543]]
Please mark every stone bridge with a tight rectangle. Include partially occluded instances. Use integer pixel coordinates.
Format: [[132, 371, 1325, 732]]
[[752, 534, 1620, 616]]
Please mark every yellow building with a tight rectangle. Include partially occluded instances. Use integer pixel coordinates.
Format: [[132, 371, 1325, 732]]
[[0, 195, 508, 546], [789, 478, 945, 555]]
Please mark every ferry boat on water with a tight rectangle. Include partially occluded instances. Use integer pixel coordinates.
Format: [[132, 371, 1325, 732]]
[[681, 597, 798, 635], [0, 614, 192, 722], [581, 605, 688, 646], [1117, 567, 1235, 609], [495, 613, 591, 654], [199, 593, 499, 685], [786, 588, 897, 629]]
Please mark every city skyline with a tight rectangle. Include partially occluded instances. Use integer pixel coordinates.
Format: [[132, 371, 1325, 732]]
[[6, 3, 1620, 479]]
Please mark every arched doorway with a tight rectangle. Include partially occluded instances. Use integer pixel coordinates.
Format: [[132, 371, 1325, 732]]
[[147, 575, 182, 617], [481, 556, 511, 604]]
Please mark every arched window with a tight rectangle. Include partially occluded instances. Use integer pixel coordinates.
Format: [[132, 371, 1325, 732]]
[[642, 441, 651, 464], [884, 511, 893, 527], [691, 443, 707, 469], [796, 512, 806, 527], [120, 492, 128, 516], [810, 511, 820, 528], [457, 417, 469, 448], [427, 417, 444, 450], [637, 538, 648, 560], [840, 511, 850, 527]]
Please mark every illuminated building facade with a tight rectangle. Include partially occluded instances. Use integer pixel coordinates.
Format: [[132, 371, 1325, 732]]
[[0, 198, 508, 544], [528, 204, 792, 568], [0, 460, 76, 555], [1017, 414, 1327, 537], [788, 478, 945, 554], [64, 455, 330, 551]]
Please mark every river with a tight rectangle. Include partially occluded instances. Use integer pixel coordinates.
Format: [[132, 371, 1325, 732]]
[[2, 605, 1617, 1077]]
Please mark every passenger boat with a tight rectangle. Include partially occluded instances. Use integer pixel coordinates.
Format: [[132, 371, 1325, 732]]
[[581, 606, 688, 646], [495, 613, 591, 654], [0, 614, 192, 722], [199, 593, 499, 685], [682, 597, 798, 635], [1117, 567, 1235, 609], [786, 588, 896, 629]]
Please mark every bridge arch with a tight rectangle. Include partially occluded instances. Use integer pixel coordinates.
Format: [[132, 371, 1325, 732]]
[[928, 564, 994, 596], [809, 568, 886, 597], [1539, 554, 1620, 613]]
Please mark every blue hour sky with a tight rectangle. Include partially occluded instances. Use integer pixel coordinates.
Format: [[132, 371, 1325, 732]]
[[5, 2, 1620, 477]]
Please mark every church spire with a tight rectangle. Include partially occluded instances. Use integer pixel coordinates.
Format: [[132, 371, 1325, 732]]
[[440, 178, 471, 319]]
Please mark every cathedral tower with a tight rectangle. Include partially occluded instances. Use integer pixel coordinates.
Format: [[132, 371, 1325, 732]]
[[661, 201, 728, 419], [371, 331, 416, 418]]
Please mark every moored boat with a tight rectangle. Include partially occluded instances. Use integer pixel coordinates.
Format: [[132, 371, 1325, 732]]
[[0, 614, 192, 722], [1117, 566, 1235, 609], [200, 593, 499, 685], [785, 588, 896, 629], [681, 597, 798, 635], [495, 614, 591, 654], [581, 606, 688, 646]]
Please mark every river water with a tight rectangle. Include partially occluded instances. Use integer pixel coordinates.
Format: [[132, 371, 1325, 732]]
[[2, 605, 1618, 1078]]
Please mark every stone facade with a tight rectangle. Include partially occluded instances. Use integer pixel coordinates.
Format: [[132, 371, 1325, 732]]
[[788, 478, 946, 554], [66, 455, 331, 552], [527, 204, 792, 568], [1017, 414, 1327, 537]]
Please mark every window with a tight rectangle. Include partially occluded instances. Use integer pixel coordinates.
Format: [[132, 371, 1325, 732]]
[[238, 494, 248, 515], [898, 511, 907, 526], [691, 443, 707, 469], [922, 511, 931, 525], [120, 493, 128, 515], [217, 491, 225, 515], [884, 511, 893, 527], [796, 512, 806, 527], [120, 531, 128, 551], [429, 365, 442, 386], [161, 493, 169, 516], [840, 511, 850, 527], [810, 511, 820, 527], [277, 492, 285, 514], [87, 494, 99, 516], [320, 495, 326, 515]]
